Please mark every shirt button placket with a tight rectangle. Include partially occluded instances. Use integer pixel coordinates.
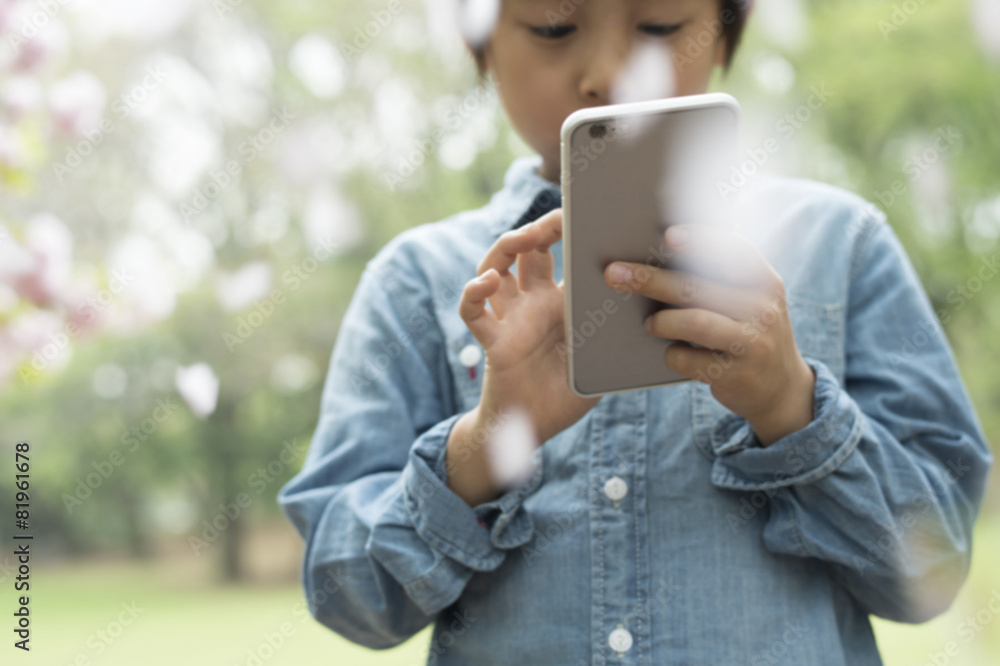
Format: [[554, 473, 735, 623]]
[[608, 624, 634, 657], [591, 392, 648, 665], [603, 475, 628, 509]]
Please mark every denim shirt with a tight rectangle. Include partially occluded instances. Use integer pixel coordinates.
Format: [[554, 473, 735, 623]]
[[277, 154, 993, 665]]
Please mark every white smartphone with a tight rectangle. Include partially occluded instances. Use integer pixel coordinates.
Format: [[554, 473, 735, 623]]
[[560, 92, 741, 398]]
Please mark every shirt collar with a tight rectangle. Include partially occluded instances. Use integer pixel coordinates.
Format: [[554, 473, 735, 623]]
[[487, 155, 562, 236]]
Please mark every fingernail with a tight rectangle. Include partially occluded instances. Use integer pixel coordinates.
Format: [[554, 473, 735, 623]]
[[666, 225, 688, 247], [608, 263, 633, 284]]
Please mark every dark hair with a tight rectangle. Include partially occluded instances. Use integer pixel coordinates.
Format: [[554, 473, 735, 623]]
[[463, 0, 750, 79]]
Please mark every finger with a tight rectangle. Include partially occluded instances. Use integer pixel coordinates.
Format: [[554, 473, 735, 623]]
[[646, 307, 744, 353], [478, 225, 544, 279], [459, 269, 501, 349], [517, 246, 552, 291], [516, 210, 563, 289], [663, 224, 779, 288], [480, 209, 562, 276], [661, 342, 735, 383], [477, 227, 541, 314], [604, 263, 764, 321]]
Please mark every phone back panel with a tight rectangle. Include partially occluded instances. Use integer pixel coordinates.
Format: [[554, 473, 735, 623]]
[[562, 100, 739, 396]]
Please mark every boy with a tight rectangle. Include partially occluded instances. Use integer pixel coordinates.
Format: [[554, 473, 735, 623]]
[[279, 1, 993, 663]]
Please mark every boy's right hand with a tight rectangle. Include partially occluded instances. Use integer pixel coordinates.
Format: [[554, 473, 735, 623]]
[[459, 208, 602, 446]]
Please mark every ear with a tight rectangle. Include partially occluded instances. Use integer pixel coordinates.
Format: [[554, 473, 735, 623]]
[[482, 40, 495, 77], [478, 41, 500, 87], [713, 35, 728, 69]]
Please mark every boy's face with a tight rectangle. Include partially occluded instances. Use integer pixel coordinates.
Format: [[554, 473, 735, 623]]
[[482, 0, 728, 182]]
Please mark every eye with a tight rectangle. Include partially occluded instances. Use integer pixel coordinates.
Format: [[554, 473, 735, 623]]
[[639, 23, 684, 37], [528, 24, 577, 39]]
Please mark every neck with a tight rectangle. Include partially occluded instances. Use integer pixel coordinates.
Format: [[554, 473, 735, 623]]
[[535, 159, 560, 185]]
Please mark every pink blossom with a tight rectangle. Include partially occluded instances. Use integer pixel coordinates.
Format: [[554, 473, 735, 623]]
[[48, 70, 106, 138], [9, 213, 73, 308]]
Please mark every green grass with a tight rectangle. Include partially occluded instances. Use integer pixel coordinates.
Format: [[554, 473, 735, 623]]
[[12, 511, 1000, 665], [23, 559, 432, 666]]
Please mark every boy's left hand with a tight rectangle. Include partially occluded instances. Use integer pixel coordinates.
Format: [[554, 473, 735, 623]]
[[602, 223, 817, 447]]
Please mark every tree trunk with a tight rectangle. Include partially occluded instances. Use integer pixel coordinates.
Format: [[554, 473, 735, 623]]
[[212, 398, 244, 582]]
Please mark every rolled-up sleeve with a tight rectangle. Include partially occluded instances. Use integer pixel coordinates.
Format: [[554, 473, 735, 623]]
[[708, 212, 993, 623], [277, 246, 541, 649]]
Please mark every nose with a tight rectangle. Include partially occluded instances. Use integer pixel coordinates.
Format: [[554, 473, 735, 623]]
[[578, 30, 631, 104]]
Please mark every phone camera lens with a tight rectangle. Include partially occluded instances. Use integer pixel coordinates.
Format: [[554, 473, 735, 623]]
[[589, 123, 607, 139]]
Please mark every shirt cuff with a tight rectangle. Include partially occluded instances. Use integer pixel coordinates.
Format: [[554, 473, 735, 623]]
[[402, 412, 543, 572], [708, 356, 866, 492]]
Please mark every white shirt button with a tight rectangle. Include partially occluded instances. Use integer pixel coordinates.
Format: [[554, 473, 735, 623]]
[[604, 476, 628, 501], [459, 344, 482, 367], [608, 626, 633, 653]]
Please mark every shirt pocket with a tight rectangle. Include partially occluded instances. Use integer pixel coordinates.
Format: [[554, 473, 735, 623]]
[[689, 295, 845, 461]]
